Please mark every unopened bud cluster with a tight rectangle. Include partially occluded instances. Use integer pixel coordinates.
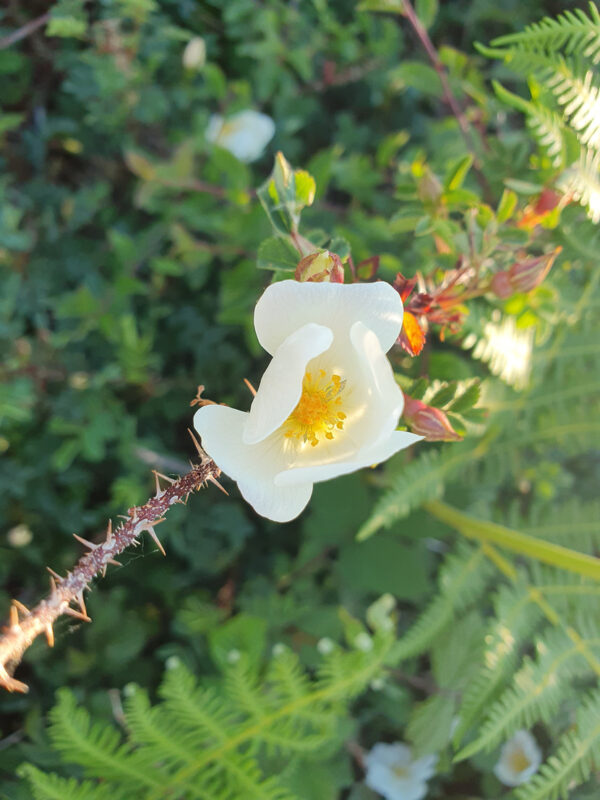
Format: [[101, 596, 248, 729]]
[[295, 250, 344, 283]]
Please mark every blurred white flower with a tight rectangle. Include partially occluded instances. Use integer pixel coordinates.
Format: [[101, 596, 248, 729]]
[[182, 37, 206, 70], [494, 729, 542, 787], [205, 110, 275, 163], [365, 742, 437, 800], [7, 524, 32, 548], [194, 281, 421, 522]]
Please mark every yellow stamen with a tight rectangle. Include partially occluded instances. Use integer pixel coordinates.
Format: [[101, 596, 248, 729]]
[[509, 750, 530, 773], [284, 370, 346, 447]]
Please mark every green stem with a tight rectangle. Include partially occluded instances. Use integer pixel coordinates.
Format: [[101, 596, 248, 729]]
[[425, 499, 600, 580]]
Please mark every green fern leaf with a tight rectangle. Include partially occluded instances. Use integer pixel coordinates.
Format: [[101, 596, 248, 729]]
[[514, 690, 600, 800], [16, 766, 113, 800]]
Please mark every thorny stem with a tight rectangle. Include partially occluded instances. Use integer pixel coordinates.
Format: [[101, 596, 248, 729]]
[[401, 0, 493, 202], [0, 456, 222, 693]]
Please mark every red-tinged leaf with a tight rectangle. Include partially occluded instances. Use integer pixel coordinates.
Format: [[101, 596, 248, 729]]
[[393, 272, 417, 302], [356, 255, 380, 280], [399, 311, 426, 356]]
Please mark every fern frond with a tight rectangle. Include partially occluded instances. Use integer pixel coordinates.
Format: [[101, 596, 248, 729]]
[[453, 582, 544, 744], [357, 440, 482, 538], [492, 4, 600, 63], [48, 689, 168, 790], [455, 629, 600, 760], [16, 766, 113, 800], [559, 147, 600, 223], [514, 690, 600, 800], [390, 544, 492, 662]]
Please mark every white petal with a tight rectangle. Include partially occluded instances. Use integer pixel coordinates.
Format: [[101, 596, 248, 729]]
[[254, 280, 403, 355], [237, 475, 312, 523], [275, 430, 422, 487], [205, 114, 224, 144], [193, 404, 311, 522], [216, 110, 275, 163], [366, 743, 412, 770], [494, 730, 542, 787], [243, 323, 333, 445]]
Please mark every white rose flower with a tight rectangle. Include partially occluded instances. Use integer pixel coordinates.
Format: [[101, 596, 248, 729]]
[[205, 110, 275, 163], [194, 280, 421, 522], [494, 729, 542, 787], [365, 742, 437, 800]]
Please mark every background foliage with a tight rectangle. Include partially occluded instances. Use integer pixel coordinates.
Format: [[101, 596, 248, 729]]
[[0, 0, 598, 798]]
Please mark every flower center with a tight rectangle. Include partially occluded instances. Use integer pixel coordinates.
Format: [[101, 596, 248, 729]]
[[392, 765, 409, 778], [284, 370, 347, 447], [509, 750, 530, 773]]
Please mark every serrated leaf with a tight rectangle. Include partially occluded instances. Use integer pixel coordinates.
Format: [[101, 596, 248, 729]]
[[256, 237, 299, 272], [448, 382, 481, 414], [429, 382, 457, 408]]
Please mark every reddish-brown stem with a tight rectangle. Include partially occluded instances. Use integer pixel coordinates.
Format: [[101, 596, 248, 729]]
[[0, 458, 222, 693], [0, 12, 50, 50], [401, 0, 493, 201]]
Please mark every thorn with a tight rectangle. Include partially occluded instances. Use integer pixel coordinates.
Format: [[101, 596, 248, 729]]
[[153, 470, 165, 497], [46, 567, 63, 583], [117, 514, 129, 520], [0, 665, 29, 694], [207, 474, 229, 495], [76, 592, 87, 617], [45, 624, 55, 647], [73, 534, 98, 550], [107, 558, 121, 567], [154, 517, 167, 526], [105, 520, 113, 542], [154, 470, 176, 485], [145, 526, 166, 556], [13, 599, 30, 616], [243, 378, 257, 396], [65, 606, 91, 623], [49, 576, 57, 594], [187, 428, 204, 456], [9, 605, 19, 628]]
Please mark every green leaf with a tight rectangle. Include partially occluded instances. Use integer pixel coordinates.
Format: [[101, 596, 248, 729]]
[[47, 0, 87, 38], [444, 154, 474, 191], [448, 381, 481, 414], [415, 0, 438, 29], [496, 188, 518, 223], [256, 237, 299, 272], [429, 382, 457, 408]]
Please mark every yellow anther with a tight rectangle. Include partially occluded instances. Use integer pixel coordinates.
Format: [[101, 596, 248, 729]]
[[284, 370, 347, 447]]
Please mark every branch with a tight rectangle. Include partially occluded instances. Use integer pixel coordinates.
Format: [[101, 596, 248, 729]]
[[0, 12, 50, 50], [401, 0, 493, 200], [0, 451, 223, 693]]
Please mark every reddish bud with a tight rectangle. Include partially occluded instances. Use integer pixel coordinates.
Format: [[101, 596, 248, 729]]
[[403, 394, 463, 442], [490, 270, 513, 299], [508, 247, 561, 293], [295, 250, 344, 283]]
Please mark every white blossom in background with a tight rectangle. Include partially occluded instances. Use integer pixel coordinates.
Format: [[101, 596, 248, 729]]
[[182, 37, 206, 70], [364, 742, 437, 800], [494, 729, 542, 787], [194, 281, 421, 522], [205, 110, 275, 163]]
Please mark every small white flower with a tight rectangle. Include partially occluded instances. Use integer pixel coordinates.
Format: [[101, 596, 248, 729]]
[[365, 742, 437, 800], [205, 110, 275, 163], [317, 637, 335, 655], [494, 729, 542, 787], [182, 36, 206, 70], [194, 281, 421, 522], [355, 632, 373, 652]]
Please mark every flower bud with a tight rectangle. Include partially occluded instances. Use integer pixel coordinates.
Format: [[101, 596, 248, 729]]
[[182, 37, 206, 71], [403, 394, 463, 442], [490, 270, 513, 299], [508, 247, 561, 293], [295, 250, 344, 283]]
